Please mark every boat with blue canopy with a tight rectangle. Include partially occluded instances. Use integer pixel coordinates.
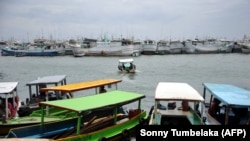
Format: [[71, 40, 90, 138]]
[[202, 83, 250, 125]]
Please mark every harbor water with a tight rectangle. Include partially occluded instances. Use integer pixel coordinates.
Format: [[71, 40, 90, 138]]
[[1, 53, 250, 112]]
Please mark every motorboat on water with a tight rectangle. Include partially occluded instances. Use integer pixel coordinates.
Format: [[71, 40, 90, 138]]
[[118, 58, 136, 73]]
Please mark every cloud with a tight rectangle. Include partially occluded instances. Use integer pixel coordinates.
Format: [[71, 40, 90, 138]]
[[0, 0, 249, 41]]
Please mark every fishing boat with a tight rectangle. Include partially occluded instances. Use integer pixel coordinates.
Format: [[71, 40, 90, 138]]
[[202, 83, 250, 125], [1, 46, 61, 57], [85, 39, 140, 57], [148, 82, 205, 125], [22, 75, 68, 113], [169, 40, 184, 54], [0, 76, 76, 136], [118, 58, 136, 73], [68, 39, 88, 57], [0, 82, 71, 136], [156, 40, 170, 55], [6, 90, 148, 141], [25, 78, 122, 119], [1, 78, 122, 136], [142, 39, 157, 55]]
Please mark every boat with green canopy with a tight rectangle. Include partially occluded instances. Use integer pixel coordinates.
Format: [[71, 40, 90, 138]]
[[1, 78, 122, 136], [6, 90, 148, 141]]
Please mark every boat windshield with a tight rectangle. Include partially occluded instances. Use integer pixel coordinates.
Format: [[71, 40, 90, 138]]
[[124, 63, 131, 68]]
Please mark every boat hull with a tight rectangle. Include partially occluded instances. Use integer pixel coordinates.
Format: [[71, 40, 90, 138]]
[[1, 48, 60, 56], [56, 110, 147, 141], [1, 108, 76, 136], [5, 117, 78, 138]]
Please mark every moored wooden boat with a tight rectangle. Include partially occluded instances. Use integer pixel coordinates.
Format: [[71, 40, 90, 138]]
[[1, 47, 61, 56], [156, 40, 170, 55], [1, 78, 122, 136], [142, 39, 157, 55], [202, 83, 250, 125], [23, 75, 68, 112], [0, 79, 76, 136], [85, 39, 140, 57], [148, 82, 205, 125], [5, 90, 148, 141]]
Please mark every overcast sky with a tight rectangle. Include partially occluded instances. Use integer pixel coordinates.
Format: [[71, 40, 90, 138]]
[[0, 0, 250, 42]]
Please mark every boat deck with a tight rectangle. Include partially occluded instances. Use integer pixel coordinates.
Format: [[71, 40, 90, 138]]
[[152, 108, 203, 125]]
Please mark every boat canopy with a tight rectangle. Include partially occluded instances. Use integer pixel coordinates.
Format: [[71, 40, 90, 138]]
[[40, 79, 122, 93], [40, 90, 145, 113], [26, 75, 67, 99], [155, 82, 204, 101], [0, 82, 18, 94], [203, 83, 250, 108], [26, 75, 67, 86], [119, 58, 134, 63], [0, 82, 19, 119]]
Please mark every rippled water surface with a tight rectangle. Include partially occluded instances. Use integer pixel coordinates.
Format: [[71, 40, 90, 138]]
[[1, 53, 250, 112]]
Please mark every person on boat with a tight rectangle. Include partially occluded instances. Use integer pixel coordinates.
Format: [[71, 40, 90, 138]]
[[208, 98, 221, 119], [30, 93, 41, 103], [39, 84, 47, 100], [8, 98, 18, 119], [182, 100, 190, 111], [129, 63, 133, 69], [99, 86, 107, 94], [0, 97, 5, 118]]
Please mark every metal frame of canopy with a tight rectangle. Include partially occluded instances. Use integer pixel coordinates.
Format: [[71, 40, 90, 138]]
[[26, 75, 67, 102], [0, 82, 19, 119]]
